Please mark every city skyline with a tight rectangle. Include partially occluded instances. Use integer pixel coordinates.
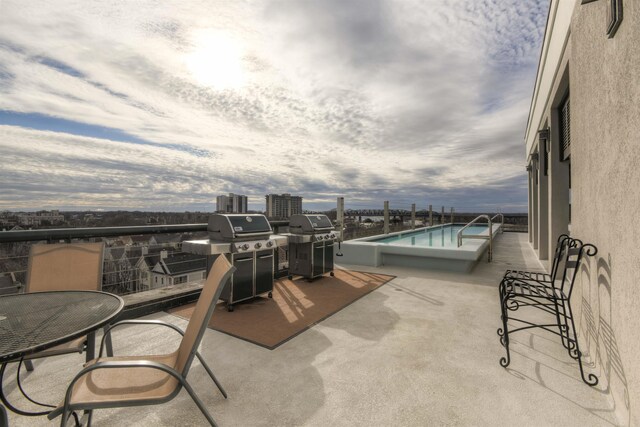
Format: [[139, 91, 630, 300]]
[[0, 1, 548, 213]]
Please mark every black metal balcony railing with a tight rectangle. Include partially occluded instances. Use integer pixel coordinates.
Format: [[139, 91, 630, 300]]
[[0, 214, 526, 297], [0, 222, 290, 298]]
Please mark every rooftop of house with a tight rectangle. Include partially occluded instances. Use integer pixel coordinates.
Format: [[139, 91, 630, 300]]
[[3, 233, 615, 426], [156, 253, 206, 275]]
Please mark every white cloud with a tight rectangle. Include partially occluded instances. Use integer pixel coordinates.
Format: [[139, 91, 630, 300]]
[[0, 0, 547, 212]]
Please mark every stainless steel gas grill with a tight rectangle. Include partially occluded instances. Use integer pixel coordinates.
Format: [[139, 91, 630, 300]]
[[287, 214, 337, 280], [182, 214, 287, 311]]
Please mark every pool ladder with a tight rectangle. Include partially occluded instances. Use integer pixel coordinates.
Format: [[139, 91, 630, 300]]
[[456, 214, 503, 262]]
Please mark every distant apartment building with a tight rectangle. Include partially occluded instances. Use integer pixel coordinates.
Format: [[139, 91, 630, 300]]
[[265, 193, 302, 219], [17, 210, 65, 226], [525, 1, 638, 423], [216, 193, 248, 213]]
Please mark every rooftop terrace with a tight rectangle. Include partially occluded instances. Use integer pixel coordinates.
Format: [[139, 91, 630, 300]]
[[3, 233, 616, 426]]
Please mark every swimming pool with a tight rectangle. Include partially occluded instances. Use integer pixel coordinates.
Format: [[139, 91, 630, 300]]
[[370, 224, 489, 247], [338, 223, 502, 272]]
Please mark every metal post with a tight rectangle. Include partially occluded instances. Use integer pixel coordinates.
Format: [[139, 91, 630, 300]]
[[411, 204, 416, 230], [383, 201, 390, 234], [429, 205, 433, 226], [441, 206, 445, 225], [450, 207, 454, 224], [337, 197, 344, 241]]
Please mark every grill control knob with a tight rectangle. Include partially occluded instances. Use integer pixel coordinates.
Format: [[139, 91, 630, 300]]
[[254, 242, 262, 249], [266, 241, 274, 247], [241, 243, 250, 251], [316, 235, 323, 241], [324, 235, 330, 240], [330, 233, 336, 239]]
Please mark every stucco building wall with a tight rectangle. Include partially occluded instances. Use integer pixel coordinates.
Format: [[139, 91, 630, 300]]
[[526, 1, 639, 425], [570, 2, 640, 425]]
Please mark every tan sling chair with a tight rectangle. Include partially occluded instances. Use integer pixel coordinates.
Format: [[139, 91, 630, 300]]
[[48, 254, 235, 427]]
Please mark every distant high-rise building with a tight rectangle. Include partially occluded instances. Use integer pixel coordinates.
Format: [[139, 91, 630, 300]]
[[265, 193, 303, 219], [216, 193, 248, 213]]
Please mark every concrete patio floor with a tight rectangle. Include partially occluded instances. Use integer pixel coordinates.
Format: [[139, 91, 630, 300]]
[[4, 232, 618, 426]]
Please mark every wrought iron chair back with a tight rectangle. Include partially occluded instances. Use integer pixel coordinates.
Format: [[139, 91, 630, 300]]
[[548, 234, 570, 283], [556, 237, 596, 299]]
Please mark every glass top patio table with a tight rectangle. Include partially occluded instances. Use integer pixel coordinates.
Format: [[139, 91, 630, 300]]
[[0, 290, 123, 364]]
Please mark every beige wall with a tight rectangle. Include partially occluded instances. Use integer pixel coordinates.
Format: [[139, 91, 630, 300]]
[[570, 2, 640, 425], [526, 1, 640, 425]]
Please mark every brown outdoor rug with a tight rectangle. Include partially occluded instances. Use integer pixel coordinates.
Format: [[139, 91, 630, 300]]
[[169, 269, 395, 349]]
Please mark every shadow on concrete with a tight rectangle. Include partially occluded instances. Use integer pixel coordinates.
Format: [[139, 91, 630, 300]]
[[501, 335, 618, 427], [386, 281, 443, 306], [320, 290, 400, 342]]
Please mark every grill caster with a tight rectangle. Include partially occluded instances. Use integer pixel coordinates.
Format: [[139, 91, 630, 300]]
[[287, 275, 293, 280], [329, 271, 335, 277], [227, 304, 234, 312], [268, 292, 273, 298]]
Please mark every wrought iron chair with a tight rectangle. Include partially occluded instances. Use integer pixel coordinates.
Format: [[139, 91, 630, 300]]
[[0, 242, 111, 417], [497, 236, 598, 386], [48, 254, 235, 427], [498, 233, 569, 303]]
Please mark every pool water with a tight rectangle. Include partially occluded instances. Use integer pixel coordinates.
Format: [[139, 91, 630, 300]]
[[371, 225, 489, 248]]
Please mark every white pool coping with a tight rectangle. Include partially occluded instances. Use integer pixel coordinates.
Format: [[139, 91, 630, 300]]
[[338, 223, 503, 272]]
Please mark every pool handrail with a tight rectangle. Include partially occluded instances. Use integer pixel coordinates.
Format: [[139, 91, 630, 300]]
[[491, 213, 504, 233], [457, 215, 493, 262]]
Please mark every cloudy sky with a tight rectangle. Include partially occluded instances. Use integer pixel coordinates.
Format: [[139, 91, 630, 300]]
[[0, 0, 548, 212]]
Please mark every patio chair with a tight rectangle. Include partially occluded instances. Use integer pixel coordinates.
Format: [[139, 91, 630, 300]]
[[497, 236, 598, 386], [498, 234, 569, 302], [23, 242, 108, 366], [0, 243, 110, 416], [48, 254, 235, 427], [497, 234, 572, 351]]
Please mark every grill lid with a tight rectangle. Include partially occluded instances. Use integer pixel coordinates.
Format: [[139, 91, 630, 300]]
[[289, 214, 334, 234], [208, 214, 273, 241]]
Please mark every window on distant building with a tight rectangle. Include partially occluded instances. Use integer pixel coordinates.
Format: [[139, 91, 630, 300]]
[[174, 275, 188, 285]]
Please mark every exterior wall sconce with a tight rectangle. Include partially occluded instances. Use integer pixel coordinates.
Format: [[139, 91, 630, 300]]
[[538, 128, 551, 153], [606, 0, 623, 38], [581, 0, 623, 38], [530, 153, 540, 180]]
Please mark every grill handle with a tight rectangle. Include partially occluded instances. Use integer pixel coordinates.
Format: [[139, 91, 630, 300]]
[[233, 231, 274, 238]]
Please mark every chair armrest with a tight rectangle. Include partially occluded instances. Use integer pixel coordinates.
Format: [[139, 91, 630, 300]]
[[99, 320, 185, 357]]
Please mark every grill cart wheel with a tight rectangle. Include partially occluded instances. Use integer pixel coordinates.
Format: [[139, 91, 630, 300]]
[[227, 304, 234, 312], [287, 275, 293, 280], [330, 271, 335, 277], [268, 292, 273, 298]]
